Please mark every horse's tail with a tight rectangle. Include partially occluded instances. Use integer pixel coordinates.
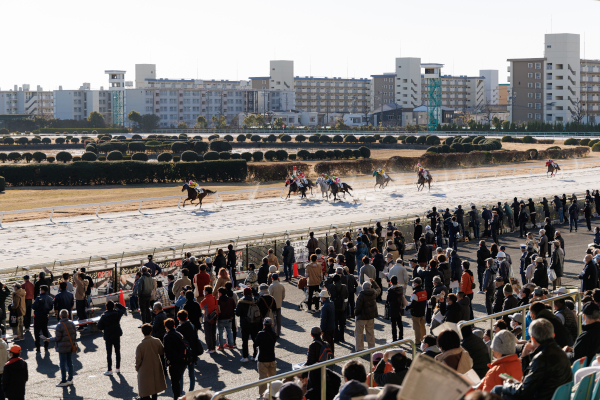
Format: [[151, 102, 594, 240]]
[[204, 189, 216, 195], [345, 184, 353, 191]]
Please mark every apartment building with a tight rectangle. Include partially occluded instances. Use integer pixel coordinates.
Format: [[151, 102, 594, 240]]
[[370, 73, 396, 111], [53, 83, 112, 121], [0, 85, 54, 118], [431, 75, 486, 110], [394, 58, 421, 108], [507, 33, 582, 124], [480, 70, 499, 104], [498, 84, 509, 105], [580, 59, 600, 123]]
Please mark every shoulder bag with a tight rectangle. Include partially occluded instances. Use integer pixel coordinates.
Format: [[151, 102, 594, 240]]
[[62, 322, 78, 353]]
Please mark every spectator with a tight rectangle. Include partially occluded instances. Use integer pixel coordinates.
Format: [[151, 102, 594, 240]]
[[154, 281, 171, 308], [460, 261, 474, 308], [345, 242, 357, 275], [257, 258, 270, 285], [457, 292, 472, 322], [2, 345, 27, 399], [476, 241, 491, 293], [421, 334, 441, 358], [373, 350, 410, 386], [176, 310, 201, 396], [371, 248, 385, 301], [227, 244, 237, 288], [388, 258, 409, 295], [213, 249, 227, 280], [266, 249, 278, 273], [45, 309, 77, 387], [243, 264, 259, 294], [442, 293, 462, 324], [359, 256, 376, 285], [460, 325, 490, 379], [537, 229, 549, 259], [553, 298, 578, 341], [80, 268, 94, 308], [282, 240, 295, 282], [254, 318, 278, 397], [306, 254, 323, 312], [0, 340, 7, 396], [354, 280, 381, 352], [584, 201, 593, 231], [529, 301, 573, 348], [137, 267, 156, 325], [417, 237, 429, 268], [492, 319, 572, 400], [449, 250, 462, 293], [482, 258, 496, 315], [182, 291, 202, 339], [213, 268, 230, 294], [32, 285, 53, 352], [10, 283, 26, 341], [563, 302, 600, 365], [438, 254, 451, 288], [579, 254, 597, 293], [343, 267, 358, 319], [151, 302, 167, 341], [387, 276, 405, 342], [216, 287, 235, 351], [193, 265, 211, 302], [236, 287, 261, 362], [173, 269, 192, 300], [163, 318, 187, 399], [478, 329, 522, 392], [34, 271, 54, 298], [0, 283, 9, 335], [132, 272, 143, 310], [319, 290, 335, 354], [356, 236, 369, 272], [518, 204, 529, 238], [144, 255, 162, 277], [595, 227, 600, 246], [502, 284, 519, 325], [268, 273, 286, 336], [97, 300, 126, 376], [509, 313, 523, 338], [342, 359, 379, 394], [383, 240, 399, 262], [21, 275, 34, 332], [306, 232, 319, 255], [435, 329, 473, 374], [73, 273, 90, 330], [496, 252, 510, 283], [54, 282, 74, 320], [183, 256, 199, 289], [568, 199, 579, 232], [550, 241, 564, 290], [200, 286, 218, 354], [257, 284, 277, 323], [136, 323, 166, 400], [492, 277, 505, 314], [405, 277, 427, 346]]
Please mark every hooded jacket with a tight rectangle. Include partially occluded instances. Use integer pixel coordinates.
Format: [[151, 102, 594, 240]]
[[435, 347, 473, 374], [11, 288, 26, 316], [97, 303, 126, 342], [355, 281, 381, 320]]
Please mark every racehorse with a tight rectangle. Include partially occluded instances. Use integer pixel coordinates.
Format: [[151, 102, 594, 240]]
[[316, 177, 331, 198], [547, 163, 560, 178], [182, 183, 216, 208], [416, 171, 433, 192], [374, 173, 393, 190], [285, 179, 308, 199], [328, 181, 353, 201]]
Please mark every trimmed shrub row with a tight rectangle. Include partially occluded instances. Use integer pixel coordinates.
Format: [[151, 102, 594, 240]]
[[0, 160, 247, 186], [38, 128, 128, 134], [0, 176, 4, 192], [247, 163, 310, 182]]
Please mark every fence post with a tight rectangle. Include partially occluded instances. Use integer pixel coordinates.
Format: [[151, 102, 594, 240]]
[[321, 365, 327, 400], [475, 173, 479, 180], [138, 201, 143, 213], [0, 213, 4, 229], [325, 233, 328, 250], [113, 262, 118, 294], [529, 168, 533, 175], [246, 243, 249, 269], [50, 208, 55, 222], [513, 168, 516, 176], [96, 205, 101, 218]]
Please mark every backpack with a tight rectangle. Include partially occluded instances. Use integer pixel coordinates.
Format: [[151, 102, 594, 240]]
[[318, 341, 334, 362], [261, 296, 274, 320], [181, 338, 195, 365], [246, 300, 262, 324]]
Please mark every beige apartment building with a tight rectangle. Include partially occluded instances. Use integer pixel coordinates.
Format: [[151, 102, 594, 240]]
[[581, 59, 600, 123], [430, 75, 486, 110], [498, 84, 509, 105], [507, 58, 545, 123], [370, 73, 397, 111]]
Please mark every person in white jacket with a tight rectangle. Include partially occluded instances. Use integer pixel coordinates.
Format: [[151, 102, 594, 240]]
[[388, 258, 409, 295]]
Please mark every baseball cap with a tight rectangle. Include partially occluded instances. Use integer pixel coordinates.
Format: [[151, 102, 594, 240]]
[[583, 302, 600, 316], [372, 352, 384, 362], [9, 345, 21, 354], [534, 287, 544, 296], [509, 313, 523, 324], [259, 283, 269, 291], [553, 287, 567, 294], [496, 251, 506, 258]]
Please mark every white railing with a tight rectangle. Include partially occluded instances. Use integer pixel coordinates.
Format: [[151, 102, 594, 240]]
[[1, 159, 597, 228]]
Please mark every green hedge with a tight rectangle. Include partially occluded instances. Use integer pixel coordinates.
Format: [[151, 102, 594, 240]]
[[0, 160, 247, 186], [0, 176, 4, 192], [38, 128, 128, 134]]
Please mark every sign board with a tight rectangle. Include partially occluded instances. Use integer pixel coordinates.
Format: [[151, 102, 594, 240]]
[[290, 240, 309, 264]]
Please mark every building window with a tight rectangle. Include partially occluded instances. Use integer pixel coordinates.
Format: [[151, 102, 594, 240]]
[[535, 63, 541, 69], [535, 103, 541, 109], [528, 93, 533, 98], [528, 73, 533, 78], [535, 93, 541, 99], [535, 73, 541, 79], [535, 113, 541, 119], [528, 83, 533, 88], [528, 113, 533, 118], [528, 63, 533, 68], [535, 83, 541, 89], [528, 103, 533, 108]]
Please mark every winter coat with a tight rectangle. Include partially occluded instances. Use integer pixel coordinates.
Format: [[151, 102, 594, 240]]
[[460, 271, 474, 295], [568, 202, 579, 219], [257, 263, 270, 284], [243, 271, 258, 292], [2, 357, 28, 399], [138, 273, 155, 298], [536, 309, 574, 348], [462, 332, 490, 378], [327, 282, 348, 312], [443, 302, 463, 324], [417, 266, 440, 294], [151, 311, 167, 339], [213, 254, 227, 274], [32, 292, 54, 317], [11, 288, 26, 316], [450, 254, 462, 282], [477, 247, 491, 270], [571, 321, 600, 366], [258, 293, 277, 320], [435, 347, 473, 374], [135, 336, 167, 398], [538, 235, 549, 257], [555, 306, 579, 344], [374, 356, 408, 386], [172, 276, 191, 298], [282, 245, 295, 264], [457, 296, 471, 321], [176, 320, 201, 358], [306, 262, 323, 286], [493, 286, 505, 313], [479, 354, 523, 392], [183, 300, 202, 330], [163, 329, 187, 366], [532, 263, 548, 288], [386, 285, 405, 318], [359, 263, 376, 285], [372, 253, 385, 273], [74, 278, 89, 301], [344, 247, 357, 272], [388, 264, 409, 293], [551, 248, 564, 278], [383, 245, 399, 262], [227, 250, 237, 270], [417, 244, 429, 263], [320, 299, 335, 332], [254, 326, 278, 362], [48, 318, 77, 353], [405, 285, 427, 318], [483, 267, 496, 292], [438, 262, 451, 287], [579, 261, 598, 292], [306, 237, 320, 254], [355, 281, 381, 320], [218, 295, 235, 320], [194, 271, 212, 295], [268, 280, 286, 308], [500, 339, 572, 400], [97, 303, 126, 342]]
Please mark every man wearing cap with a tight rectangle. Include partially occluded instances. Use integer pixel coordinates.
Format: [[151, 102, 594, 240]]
[[478, 329, 522, 392], [144, 255, 162, 277], [509, 313, 523, 338], [405, 277, 427, 345], [355, 280, 381, 352], [492, 276, 505, 314], [10, 283, 26, 341], [532, 257, 548, 289], [2, 344, 28, 399], [21, 275, 34, 332], [497, 252, 510, 283], [257, 284, 277, 322], [564, 302, 600, 365], [501, 284, 518, 324], [268, 273, 285, 337], [548, 241, 563, 291], [236, 287, 262, 362], [327, 272, 348, 344], [519, 244, 533, 285], [32, 285, 53, 352], [318, 289, 335, 354], [254, 318, 278, 397]]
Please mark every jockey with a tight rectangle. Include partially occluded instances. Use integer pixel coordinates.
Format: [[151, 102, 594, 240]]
[[546, 159, 557, 168], [295, 176, 304, 188], [188, 180, 203, 194], [418, 167, 429, 180], [332, 176, 343, 188], [298, 171, 308, 185], [376, 168, 389, 179]]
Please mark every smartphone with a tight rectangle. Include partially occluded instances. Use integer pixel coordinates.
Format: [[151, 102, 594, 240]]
[[499, 373, 515, 381]]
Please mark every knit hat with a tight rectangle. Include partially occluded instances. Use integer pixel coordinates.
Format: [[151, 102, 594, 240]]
[[503, 284, 513, 294], [269, 265, 277, 273], [243, 287, 252, 297], [491, 329, 517, 355], [362, 281, 372, 290], [259, 283, 269, 291]]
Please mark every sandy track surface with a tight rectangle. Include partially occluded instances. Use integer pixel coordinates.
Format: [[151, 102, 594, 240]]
[[2, 167, 599, 269]]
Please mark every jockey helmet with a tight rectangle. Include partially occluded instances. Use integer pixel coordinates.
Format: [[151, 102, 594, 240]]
[[189, 180, 193, 185]]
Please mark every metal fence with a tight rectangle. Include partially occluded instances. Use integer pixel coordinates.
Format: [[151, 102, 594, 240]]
[[210, 338, 417, 400]]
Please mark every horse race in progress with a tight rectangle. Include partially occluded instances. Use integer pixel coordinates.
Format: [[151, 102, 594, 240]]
[[2, 2, 600, 400]]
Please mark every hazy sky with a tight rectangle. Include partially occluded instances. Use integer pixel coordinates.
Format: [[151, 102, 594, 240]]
[[2, 0, 599, 91]]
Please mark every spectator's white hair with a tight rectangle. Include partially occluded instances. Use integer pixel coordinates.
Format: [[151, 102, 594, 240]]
[[153, 302, 162, 310], [529, 318, 554, 342], [539, 229, 546, 235]]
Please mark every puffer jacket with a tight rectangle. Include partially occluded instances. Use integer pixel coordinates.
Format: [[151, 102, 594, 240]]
[[383, 244, 399, 262], [501, 339, 572, 400], [355, 281, 381, 320], [479, 354, 524, 392], [460, 271, 474, 295], [438, 262, 451, 287], [435, 347, 473, 374], [48, 318, 77, 353]]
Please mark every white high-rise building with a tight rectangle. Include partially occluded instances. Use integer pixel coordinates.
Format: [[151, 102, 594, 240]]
[[0, 85, 54, 118], [480, 70, 499, 104], [395, 58, 422, 108]]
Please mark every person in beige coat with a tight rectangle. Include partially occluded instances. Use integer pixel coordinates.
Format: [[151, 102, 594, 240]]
[[11, 284, 26, 340], [136, 323, 167, 400], [268, 274, 286, 336], [306, 254, 323, 312]]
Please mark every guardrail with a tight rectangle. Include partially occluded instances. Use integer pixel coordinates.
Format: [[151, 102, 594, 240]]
[[2, 159, 597, 228], [210, 338, 417, 400], [457, 291, 582, 362]]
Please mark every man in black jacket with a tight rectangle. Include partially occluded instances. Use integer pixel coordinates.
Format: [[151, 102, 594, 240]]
[[493, 318, 572, 400], [518, 204, 529, 238], [227, 244, 238, 288], [282, 240, 295, 282], [482, 258, 497, 315], [442, 293, 462, 324], [371, 248, 385, 301], [32, 285, 53, 352], [151, 302, 168, 341], [476, 241, 491, 293], [374, 350, 410, 386], [176, 310, 201, 393], [254, 318, 278, 397], [2, 345, 28, 399], [235, 287, 262, 362], [163, 318, 187, 400], [405, 278, 427, 345], [53, 282, 74, 320], [327, 274, 348, 343], [492, 277, 505, 314], [34, 271, 54, 298], [529, 301, 573, 348], [460, 325, 490, 379], [564, 302, 600, 366], [97, 300, 126, 376]]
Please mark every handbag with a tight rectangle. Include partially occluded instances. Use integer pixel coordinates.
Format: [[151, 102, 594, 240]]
[[547, 267, 557, 282], [207, 298, 219, 324], [384, 303, 390, 320], [62, 322, 78, 353]]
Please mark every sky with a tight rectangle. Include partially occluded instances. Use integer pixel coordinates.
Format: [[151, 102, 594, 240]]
[[1, 0, 599, 91]]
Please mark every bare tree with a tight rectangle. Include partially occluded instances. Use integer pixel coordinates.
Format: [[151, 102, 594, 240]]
[[570, 97, 585, 124]]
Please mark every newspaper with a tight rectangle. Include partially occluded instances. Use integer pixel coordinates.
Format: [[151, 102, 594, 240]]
[[398, 354, 472, 400], [431, 322, 463, 340]]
